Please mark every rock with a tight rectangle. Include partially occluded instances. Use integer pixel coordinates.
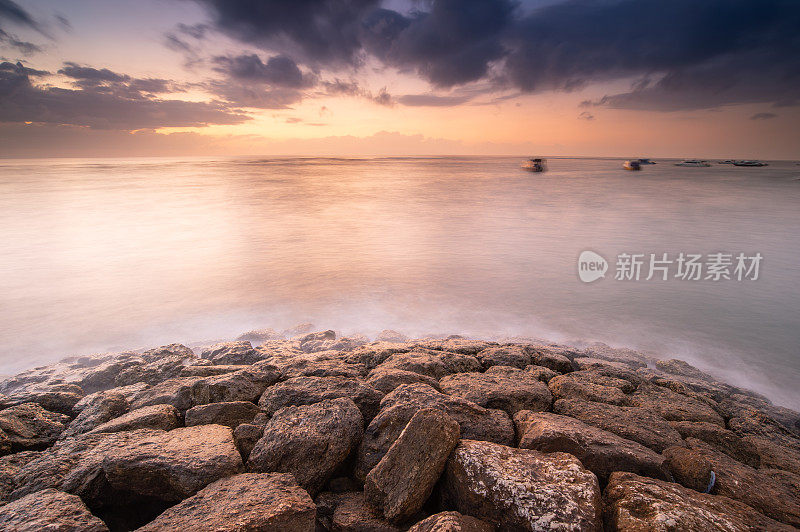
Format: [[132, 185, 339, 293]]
[[128, 376, 210, 411], [236, 328, 281, 345], [0, 403, 70, 452], [636, 367, 734, 404], [73, 383, 148, 412], [137, 473, 316, 531], [114, 344, 196, 387], [0, 488, 109, 531], [407, 511, 494, 532], [728, 408, 800, 451], [248, 398, 363, 496], [0, 384, 84, 415], [200, 341, 261, 365], [580, 343, 651, 368], [102, 424, 243, 502], [442, 439, 602, 531], [663, 446, 714, 492], [178, 364, 250, 377], [376, 330, 409, 343], [548, 371, 631, 406], [376, 351, 482, 380], [439, 369, 552, 416], [259, 376, 384, 423], [553, 399, 683, 452], [280, 352, 368, 380], [522, 364, 558, 383], [514, 411, 668, 482], [61, 391, 128, 438], [686, 438, 800, 526], [283, 323, 315, 337], [415, 338, 495, 356], [719, 394, 800, 435], [88, 404, 180, 434], [629, 383, 724, 426], [741, 435, 800, 475], [317, 491, 401, 532], [184, 401, 260, 428], [525, 346, 575, 373], [604, 471, 795, 531], [655, 358, 714, 380], [366, 368, 442, 394], [356, 384, 514, 481], [475, 346, 531, 370], [573, 357, 639, 372], [298, 329, 337, 344], [233, 423, 263, 461], [0, 451, 39, 502], [365, 409, 460, 523], [669, 421, 760, 467], [345, 343, 414, 369]]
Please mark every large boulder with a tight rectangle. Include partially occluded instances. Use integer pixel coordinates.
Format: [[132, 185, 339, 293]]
[[233, 423, 263, 461], [114, 344, 196, 387], [686, 438, 800, 527], [474, 345, 532, 370], [61, 391, 128, 438], [439, 368, 552, 416], [128, 377, 209, 411], [547, 371, 632, 406], [73, 383, 148, 412], [137, 473, 316, 531], [553, 399, 683, 452], [0, 384, 84, 416], [277, 352, 368, 380], [524, 346, 575, 373], [184, 401, 260, 428], [102, 424, 243, 502], [407, 512, 494, 532], [200, 341, 261, 365], [662, 445, 715, 492], [514, 411, 668, 481], [88, 404, 179, 434], [259, 376, 384, 423], [376, 351, 482, 380], [629, 383, 725, 426], [248, 398, 363, 496], [442, 439, 602, 531], [669, 421, 760, 467], [365, 409, 460, 523], [604, 471, 795, 531], [316, 491, 401, 532], [366, 368, 442, 394], [179, 364, 251, 377], [0, 403, 70, 452], [356, 384, 514, 481], [0, 451, 39, 503], [0, 488, 109, 531]]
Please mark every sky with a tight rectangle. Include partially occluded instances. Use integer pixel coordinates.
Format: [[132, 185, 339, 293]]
[[0, 0, 798, 158]]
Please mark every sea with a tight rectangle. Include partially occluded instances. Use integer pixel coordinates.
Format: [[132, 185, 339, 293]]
[[1, 156, 798, 408]]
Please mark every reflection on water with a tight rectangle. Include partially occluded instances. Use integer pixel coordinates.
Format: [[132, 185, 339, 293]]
[[0, 156, 799, 406]]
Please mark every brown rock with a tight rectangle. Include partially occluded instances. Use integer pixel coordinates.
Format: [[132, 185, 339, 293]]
[[0, 384, 84, 416], [233, 423, 263, 461], [376, 351, 482, 380], [248, 398, 363, 496], [522, 364, 558, 383], [356, 384, 513, 481], [439, 369, 552, 416], [102, 424, 243, 501], [442, 439, 602, 531], [200, 341, 261, 365], [366, 368, 442, 394], [525, 346, 575, 373], [184, 401, 260, 428], [553, 398, 683, 452], [88, 404, 179, 434], [114, 344, 196, 387], [407, 511, 494, 532], [514, 411, 668, 482], [365, 409, 460, 523], [61, 391, 128, 438], [629, 383, 724, 426], [205, 367, 281, 403], [0, 451, 39, 502], [236, 327, 281, 344], [475, 346, 532, 370], [663, 445, 714, 492], [742, 435, 800, 475], [178, 364, 250, 377], [0, 488, 109, 531], [128, 376, 210, 411], [0, 403, 70, 452], [137, 473, 316, 531], [318, 491, 401, 532], [669, 420, 760, 467], [604, 471, 795, 531], [376, 330, 409, 343], [279, 352, 368, 379], [259, 376, 384, 423], [548, 371, 631, 406]]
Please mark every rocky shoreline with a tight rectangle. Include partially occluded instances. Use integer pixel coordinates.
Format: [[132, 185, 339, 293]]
[[0, 327, 798, 531]]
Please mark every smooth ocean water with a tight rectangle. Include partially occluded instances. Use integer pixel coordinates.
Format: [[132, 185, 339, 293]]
[[1, 156, 798, 407]]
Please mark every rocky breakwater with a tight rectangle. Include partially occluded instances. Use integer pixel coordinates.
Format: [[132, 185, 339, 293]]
[[0, 328, 798, 531]]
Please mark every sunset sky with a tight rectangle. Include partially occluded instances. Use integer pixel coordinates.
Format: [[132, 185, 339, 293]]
[[1, 0, 798, 158]]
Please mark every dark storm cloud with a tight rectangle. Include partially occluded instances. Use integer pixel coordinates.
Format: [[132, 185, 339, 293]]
[[319, 78, 392, 106], [0, 29, 41, 55], [59, 62, 131, 83], [0, 0, 37, 28], [212, 54, 315, 88], [187, 0, 800, 111], [0, 61, 248, 129]]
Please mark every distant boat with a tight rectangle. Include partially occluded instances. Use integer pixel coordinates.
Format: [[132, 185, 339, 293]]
[[718, 160, 735, 164], [733, 160, 768, 167], [675, 160, 712, 167], [637, 158, 656, 165], [521, 158, 546, 172], [623, 160, 642, 171]]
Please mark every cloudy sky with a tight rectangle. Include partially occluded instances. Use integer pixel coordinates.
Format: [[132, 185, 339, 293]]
[[1, 0, 798, 157]]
